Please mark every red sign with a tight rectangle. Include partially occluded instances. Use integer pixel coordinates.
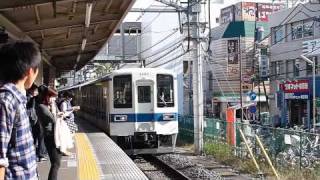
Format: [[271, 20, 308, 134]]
[[280, 80, 309, 93], [257, 3, 285, 22]]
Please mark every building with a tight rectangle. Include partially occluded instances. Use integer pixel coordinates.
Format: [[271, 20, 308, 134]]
[[269, 3, 320, 128], [57, 22, 142, 87], [208, 2, 284, 120]]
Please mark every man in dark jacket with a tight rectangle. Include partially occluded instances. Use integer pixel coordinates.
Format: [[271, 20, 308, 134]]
[[27, 84, 47, 162]]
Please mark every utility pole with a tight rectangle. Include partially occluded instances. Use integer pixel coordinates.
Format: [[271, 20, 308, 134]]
[[190, 0, 204, 155], [155, 0, 204, 155], [239, 36, 243, 122]]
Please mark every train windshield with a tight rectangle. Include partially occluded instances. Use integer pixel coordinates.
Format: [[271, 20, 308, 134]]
[[138, 86, 151, 103], [157, 74, 174, 107], [113, 75, 132, 108]]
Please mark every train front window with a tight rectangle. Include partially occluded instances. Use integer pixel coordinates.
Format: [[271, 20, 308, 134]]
[[138, 86, 151, 103], [157, 74, 174, 107], [113, 75, 132, 108]]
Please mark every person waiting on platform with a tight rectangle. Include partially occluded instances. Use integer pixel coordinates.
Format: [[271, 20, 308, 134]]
[[0, 41, 40, 179], [36, 85, 62, 180], [27, 84, 48, 162], [59, 92, 80, 134]]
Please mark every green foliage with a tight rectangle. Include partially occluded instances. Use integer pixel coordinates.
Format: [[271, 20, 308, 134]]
[[204, 141, 239, 166]]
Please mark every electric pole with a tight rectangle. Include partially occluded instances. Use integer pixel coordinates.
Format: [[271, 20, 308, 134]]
[[189, 0, 204, 155], [155, 0, 204, 155]]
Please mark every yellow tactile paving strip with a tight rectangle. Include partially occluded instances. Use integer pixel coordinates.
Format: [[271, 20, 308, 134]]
[[75, 133, 101, 180]]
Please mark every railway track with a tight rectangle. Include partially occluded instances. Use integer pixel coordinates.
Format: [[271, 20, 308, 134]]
[[134, 155, 191, 180]]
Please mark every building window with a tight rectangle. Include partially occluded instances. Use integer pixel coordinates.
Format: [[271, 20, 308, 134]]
[[216, 17, 219, 24], [307, 57, 319, 75], [279, 61, 285, 76], [271, 62, 277, 79], [291, 19, 314, 40], [303, 20, 314, 38], [294, 59, 300, 77], [276, 61, 281, 76], [208, 71, 213, 91], [306, 60, 313, 75], [292, 21, 303, 40], [286, 60, 290, 78], [272, 26, 284, 44]]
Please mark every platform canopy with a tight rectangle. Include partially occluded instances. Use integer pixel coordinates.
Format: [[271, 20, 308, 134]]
[[0, 0, 134, 71]]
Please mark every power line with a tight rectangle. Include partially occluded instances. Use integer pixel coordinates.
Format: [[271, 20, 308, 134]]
[[139, 28, 179, 55], [301, 3, 320, 13], [146, 43, 183, 65], [143, 38, 185, 60], [152, 49, 189, 68]]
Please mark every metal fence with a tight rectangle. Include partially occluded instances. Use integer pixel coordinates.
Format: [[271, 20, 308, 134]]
[[178, 116, 320, 170]]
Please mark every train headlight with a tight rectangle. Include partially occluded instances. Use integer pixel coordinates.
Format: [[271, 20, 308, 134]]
[[163, 113, 175, 121], [114, 115, 128, 122]]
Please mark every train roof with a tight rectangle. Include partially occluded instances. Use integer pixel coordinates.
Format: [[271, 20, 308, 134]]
[[112, 68, 175, 76], [58, 67, 176, 92]]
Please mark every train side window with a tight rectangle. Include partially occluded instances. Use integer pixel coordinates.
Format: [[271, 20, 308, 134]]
[[113, 75, 132, 108], [157, 74, 174, 107], [138, 86, 151, 103]]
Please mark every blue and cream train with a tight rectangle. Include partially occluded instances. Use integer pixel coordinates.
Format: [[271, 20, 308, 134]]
[[60, 68, 178, 154]]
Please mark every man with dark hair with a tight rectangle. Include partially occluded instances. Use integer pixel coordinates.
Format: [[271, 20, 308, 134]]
[[0, 41, 40, 179]]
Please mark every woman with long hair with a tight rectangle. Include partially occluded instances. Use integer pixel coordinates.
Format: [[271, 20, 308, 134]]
[[35, 85, 61, 180]]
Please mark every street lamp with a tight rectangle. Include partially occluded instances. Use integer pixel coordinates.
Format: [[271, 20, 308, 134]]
[[300, 54, 316, 130]]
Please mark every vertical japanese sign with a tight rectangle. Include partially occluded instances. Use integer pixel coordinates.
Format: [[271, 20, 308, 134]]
[[227, 40, 239, 64]]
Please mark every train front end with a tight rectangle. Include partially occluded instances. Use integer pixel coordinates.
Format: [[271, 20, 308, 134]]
[[109, 68, 178, 154]]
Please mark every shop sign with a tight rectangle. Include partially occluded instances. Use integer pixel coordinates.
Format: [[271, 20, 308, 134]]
[[280, 80, 309, 100], [257, 3, 284, 22], [235, 2, 256, 21], [220, 5, 235, 24]]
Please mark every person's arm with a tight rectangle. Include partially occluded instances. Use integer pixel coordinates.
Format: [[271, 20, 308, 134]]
[[0, 102, 14, 179], [0, 167, 5, 180], [38, 104, 56, 124], [60, 102, 73, 117]]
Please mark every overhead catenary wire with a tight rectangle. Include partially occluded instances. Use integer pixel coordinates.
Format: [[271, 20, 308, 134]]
[[152, 49, 189, 68], [143, 37, 185, 60], [137, 28, 179, 55], [146, 43, 184, 65]]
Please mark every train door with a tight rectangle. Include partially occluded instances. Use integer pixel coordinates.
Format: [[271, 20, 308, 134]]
[[136, 80, 155, 131]]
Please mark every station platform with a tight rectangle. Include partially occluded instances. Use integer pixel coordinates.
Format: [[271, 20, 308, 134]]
[[37, 119, 148, 180]]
